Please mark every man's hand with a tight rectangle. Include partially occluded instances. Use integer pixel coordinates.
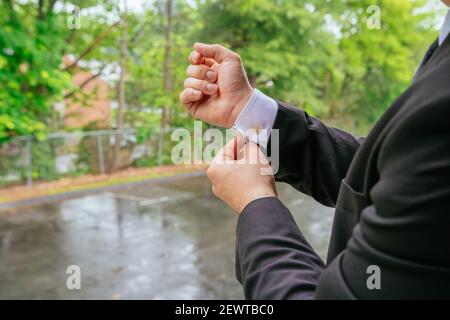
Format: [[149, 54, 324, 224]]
[[207, 135, 277, 214], [180, 43, 253, 128]]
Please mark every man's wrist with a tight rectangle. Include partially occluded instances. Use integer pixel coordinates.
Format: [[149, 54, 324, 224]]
[[238, 188, 277, 214], [232, 89, 278, 148], [239, 193, 277, 214], [229, 87, 254, 127]]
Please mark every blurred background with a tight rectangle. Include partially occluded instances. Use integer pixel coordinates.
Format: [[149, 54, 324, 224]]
[[0, 0, 447, 299]]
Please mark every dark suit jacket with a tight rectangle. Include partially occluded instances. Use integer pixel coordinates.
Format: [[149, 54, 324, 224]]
[[235, 36, 450, 299]]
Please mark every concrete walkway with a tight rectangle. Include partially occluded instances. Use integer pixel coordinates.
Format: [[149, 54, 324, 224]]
[[0, 174, 332, 299]]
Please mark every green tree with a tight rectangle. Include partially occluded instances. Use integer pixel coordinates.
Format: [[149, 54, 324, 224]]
[[0, 1, 70, 142], [0, 0, 121, 142], [124, 0, 202, 130], [335, 0, 437, 130], [198, 0, 440, 133], [199, 0, 343, 116]]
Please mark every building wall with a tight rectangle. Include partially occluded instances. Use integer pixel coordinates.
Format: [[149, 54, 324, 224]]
[[64, 70, 111, 129]]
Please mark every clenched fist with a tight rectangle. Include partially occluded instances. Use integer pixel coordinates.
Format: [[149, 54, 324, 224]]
[[180, 43, 253, 128]]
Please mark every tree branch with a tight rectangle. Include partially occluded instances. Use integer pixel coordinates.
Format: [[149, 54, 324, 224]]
[[63, 21, 120, 71], [129, 22, 148, 45], [64, 65, 108, 100]]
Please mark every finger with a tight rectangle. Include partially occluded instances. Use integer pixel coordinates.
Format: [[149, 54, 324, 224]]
[[179, 88, 203, 106], [205, 58, 221, 73], [186, 64, 217, 82], [194, 43, 237, 63], [184, 77, 218, 95], [188, 50, 204, 65], [241, 142, 268, 165], [216, 135, 246, 162], [204, 58, 218, 68]]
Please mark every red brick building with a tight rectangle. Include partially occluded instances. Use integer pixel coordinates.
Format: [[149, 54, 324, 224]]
[[58, 57, 111, 129]]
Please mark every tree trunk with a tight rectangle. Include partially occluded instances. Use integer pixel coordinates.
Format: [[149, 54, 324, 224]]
[[37, 0, 44, 19], [161, 0, 173, 129], [110, 0, 128, 173]]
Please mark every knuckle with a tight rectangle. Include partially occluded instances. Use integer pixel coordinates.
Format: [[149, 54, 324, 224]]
[[188, 65, 206, 78], [231, 52, 241, 61], [193, 64, 200, 74], [184, 77, 195, 88], [212, 44, 222, 54], [201, 65, 209, 77], [186, 65, 192, 75], [201, 79, 209, 90], [188, 51, 195, 61]]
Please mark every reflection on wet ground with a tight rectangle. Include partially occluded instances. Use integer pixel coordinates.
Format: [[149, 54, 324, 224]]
[[0, 173, 333, 299]]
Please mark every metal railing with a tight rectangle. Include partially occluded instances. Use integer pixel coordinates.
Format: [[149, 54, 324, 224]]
[[0, 128, 176, 189]]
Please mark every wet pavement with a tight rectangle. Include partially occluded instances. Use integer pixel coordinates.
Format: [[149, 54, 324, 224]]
[[0, 173, 333, 299]]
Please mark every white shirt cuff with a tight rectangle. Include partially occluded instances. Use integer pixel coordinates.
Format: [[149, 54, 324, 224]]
[[232, 89, 278, 148]]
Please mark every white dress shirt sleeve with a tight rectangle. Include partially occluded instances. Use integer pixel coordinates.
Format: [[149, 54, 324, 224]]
[[232, 89, 278, 148]]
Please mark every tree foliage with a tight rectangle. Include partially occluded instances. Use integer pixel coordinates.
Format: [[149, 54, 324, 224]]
[[0, 1, 69, 142], [0, 0, 444, 143], [199, 0, 438, 131]]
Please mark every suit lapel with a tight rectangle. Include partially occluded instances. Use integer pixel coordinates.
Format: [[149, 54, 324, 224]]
[[347, 36, 449, 193], [414, 35, 450, 82], [413, 38, 439, 82]]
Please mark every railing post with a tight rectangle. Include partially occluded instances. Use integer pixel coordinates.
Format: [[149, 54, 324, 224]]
[[97, 134, 105, 175], [25, 138, 33, 189], [158, 129, 164, 166]]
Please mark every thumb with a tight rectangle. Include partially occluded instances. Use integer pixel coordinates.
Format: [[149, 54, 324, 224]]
[[194, 43, 236, 63], [216, 134, 246, 163], [241, 142, 268, 165]]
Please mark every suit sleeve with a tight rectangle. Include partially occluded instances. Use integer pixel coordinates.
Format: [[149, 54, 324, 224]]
[[235, 197, 325, 300], [315, 99, 450, 299], [269, 102, 363, 207], [235, 102, 363, 299], [237, 99, 450, 299]]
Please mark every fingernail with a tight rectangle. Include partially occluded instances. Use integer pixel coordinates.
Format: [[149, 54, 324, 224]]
[[206, 70, 215, 81], [206, 83, 217, 92], [192, 52, 201, 61]]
